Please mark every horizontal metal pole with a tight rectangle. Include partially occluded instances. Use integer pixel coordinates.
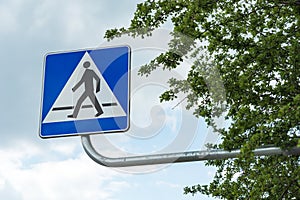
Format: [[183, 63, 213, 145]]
[[81, 135, 300, 167]]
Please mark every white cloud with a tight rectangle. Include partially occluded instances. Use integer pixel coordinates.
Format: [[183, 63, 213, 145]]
[[155, 180, 181, 189], [48, 139, 80, 157], [0, 178, 4, 189], [0, 0, 141, 47], [0, 142, 130, 200], [0, 5, 18, 34], [106, 181, 130, 192], [26, 0, 102, 45], [162, 103, 182, 133]]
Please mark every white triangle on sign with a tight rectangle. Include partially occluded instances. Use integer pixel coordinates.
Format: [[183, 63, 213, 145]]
[[43, 51, 126, 123]]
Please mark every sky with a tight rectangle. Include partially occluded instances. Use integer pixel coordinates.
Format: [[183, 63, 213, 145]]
[[0, 0, 221, 199]]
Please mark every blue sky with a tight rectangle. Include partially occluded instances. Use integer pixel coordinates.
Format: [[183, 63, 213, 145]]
[[0, 0, 221, 199]]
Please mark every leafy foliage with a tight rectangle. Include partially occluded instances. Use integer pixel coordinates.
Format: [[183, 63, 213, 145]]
[[105, 0, 300, 199]]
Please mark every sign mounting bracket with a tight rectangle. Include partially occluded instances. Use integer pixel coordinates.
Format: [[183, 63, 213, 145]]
[[81, 135, 300, 167]]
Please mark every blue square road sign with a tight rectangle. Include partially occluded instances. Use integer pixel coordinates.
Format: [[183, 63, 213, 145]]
[[39, 46, 130, 138]]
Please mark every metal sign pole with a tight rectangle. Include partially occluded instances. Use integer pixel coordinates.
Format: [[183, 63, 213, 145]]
[[81, 135, 300, 167]]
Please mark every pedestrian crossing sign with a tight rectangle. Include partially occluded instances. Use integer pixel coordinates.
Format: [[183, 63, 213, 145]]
[[39, 46, 130, 138]]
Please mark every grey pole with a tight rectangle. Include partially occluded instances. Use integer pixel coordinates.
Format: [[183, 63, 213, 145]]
[[81, 135, 300, 167]]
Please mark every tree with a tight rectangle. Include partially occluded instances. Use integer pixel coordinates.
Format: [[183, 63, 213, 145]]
[[105, 0, 300, 199]]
